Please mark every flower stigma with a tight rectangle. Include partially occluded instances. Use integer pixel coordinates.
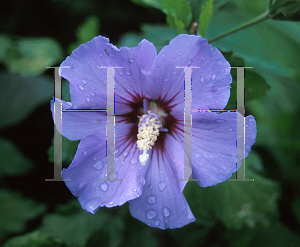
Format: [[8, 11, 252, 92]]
[[137, 100, 168, 166]]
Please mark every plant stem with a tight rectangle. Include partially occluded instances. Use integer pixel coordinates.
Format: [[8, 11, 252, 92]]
[[208, 11, 270, 43]]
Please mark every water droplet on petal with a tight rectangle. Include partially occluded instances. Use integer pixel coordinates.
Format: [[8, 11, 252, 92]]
[[83, 149, 87, 155], [145, 209, 157, 220], [100, 182, 109, 192], [109, 53, 114, 57], [245, 124, 249, 127], [201, 57, 205, 61], [148, 184, 153, 190], [249, 118, 254, 122], [146, 195, 157, 205], [93, 156, 97, 161], [123, 151, 128, 157], [78, 85, 84, 91], [109, 201, 114, 205], [162, 54, 165, 57], [92, 86, 95, 90], [162, 206, 171, 217], [131, 157, 137, 165], [188, 60, 192, 65], [139, 176, 146, 185], [173, 71, 177, 75], [147, 222, 151, 226], [154, 219, 160, 226], [164, 78, 169, 82], [228, 128, 234, 132], [114, 148, 119, 155], [179, 52, 182, 55], [89, 92, 95, 97], [99, 53, 103, 57], [156, 67, 159, 71], [200, 77, 205, 83], [119, 70, 123, 75], [158, 182, 166, 192], [129, 58, 135, 63], [108, 171, 118, 181], [125, 70, 131, 75], [216, 119, 225, 123], [82, 80, 87, 84], [86, 97, 90, 102], [95, 186, 100, 191], [212, 74, 216, 80], [93, 161, 104, 171]]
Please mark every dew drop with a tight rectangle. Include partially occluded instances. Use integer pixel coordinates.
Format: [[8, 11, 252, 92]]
[[86, 97, 90, 102], [158, 182, 167, 192], [108, 171, 118, 181], [164, 78, 169, 82], [173, 71, 177, 75], [99, 53, 103, 57], [201, 57, 205, 61], [114, 148, 119, 155], [147, 222, 151, 226], [78, 85, 84, 91], [245, 124, 249, 127], [100, 182, 109, 192], [249, 118, 254, 122], [90, 92, 95, 97], [66, 102, 72, 107], [162, 206, 171, 218], [188, 60, 192, 65], [131, 157, 137, 165], [212, 74, 216, 80], [145, 209, 157, 220], [121, 161, 126, 165], [228, 128, 234, 132], [200, 77, 205, 83], [123, 151, 128, 157], [95, 186, 100, 191], [179, 52, 182, 55], [93, 161, 104, 171], [119, 70, 123, 75], [128, 58, 135, 63], [139, 176, 146, 186], [93, 156, 97, 161], [109, 53, 114, 57], [148, 184, 153, 190], [216, 119, 225, 123], [92, 86, 95, 90], [109, 201, 114, 205], [83, 149, 87, 155], [162, 54, 165, 57], [125, 71, 131, 75], [156, 67, 160, 71], [82, 80, 87, 84], [146, 195, 157, 205], [154, 219, 160, 226]]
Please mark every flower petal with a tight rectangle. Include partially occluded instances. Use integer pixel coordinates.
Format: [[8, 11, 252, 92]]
[[60, 35, 157, 111], [50, 98, 105, 140], [143, 34, 231, 112], [191, 111, 257, 187], [129, 135, 195, 229], [62, 120, 148, 213]]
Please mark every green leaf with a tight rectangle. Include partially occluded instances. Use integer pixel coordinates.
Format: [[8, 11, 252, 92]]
[[3, 231, 66, 247], [247, 225, 300, 247], [39, 200, 124, 247], [2, 36, 63, 76], [68, 16, 100, 54], [199, 0, 214, 37], [0, 74, 53, 129], [118, 24, 178, 52], [0, 138, 33, 178], [161, 0, 192, 33], [207, 3, 300, 80], [222, 52, 271, 110], [0, 190, 46, 241], [132, 0, 162, 9], [185, 152, 281, 229], [47, 135, 79, 165]]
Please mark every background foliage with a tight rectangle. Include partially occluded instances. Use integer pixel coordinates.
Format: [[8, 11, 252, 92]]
[[0, 0, 300, 246]]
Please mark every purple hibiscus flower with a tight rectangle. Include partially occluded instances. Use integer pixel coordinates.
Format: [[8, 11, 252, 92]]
[[51, 34, 257, 229]]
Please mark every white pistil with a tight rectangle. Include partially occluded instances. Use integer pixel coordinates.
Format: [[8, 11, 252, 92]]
[[137, 110, 162, 166]]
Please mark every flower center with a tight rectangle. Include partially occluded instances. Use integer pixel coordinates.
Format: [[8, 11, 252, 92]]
[[136, 99, 168, 166], [137, 111, 162, 166]]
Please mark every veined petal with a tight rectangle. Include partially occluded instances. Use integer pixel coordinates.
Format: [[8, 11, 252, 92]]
[[191, 112, 257, 187], [62, 120, 149, 213], [60, 36, 157, 111], [50, 98, 105, 141], [143, 34, 231, 113], [129, 147, 195, 229]]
